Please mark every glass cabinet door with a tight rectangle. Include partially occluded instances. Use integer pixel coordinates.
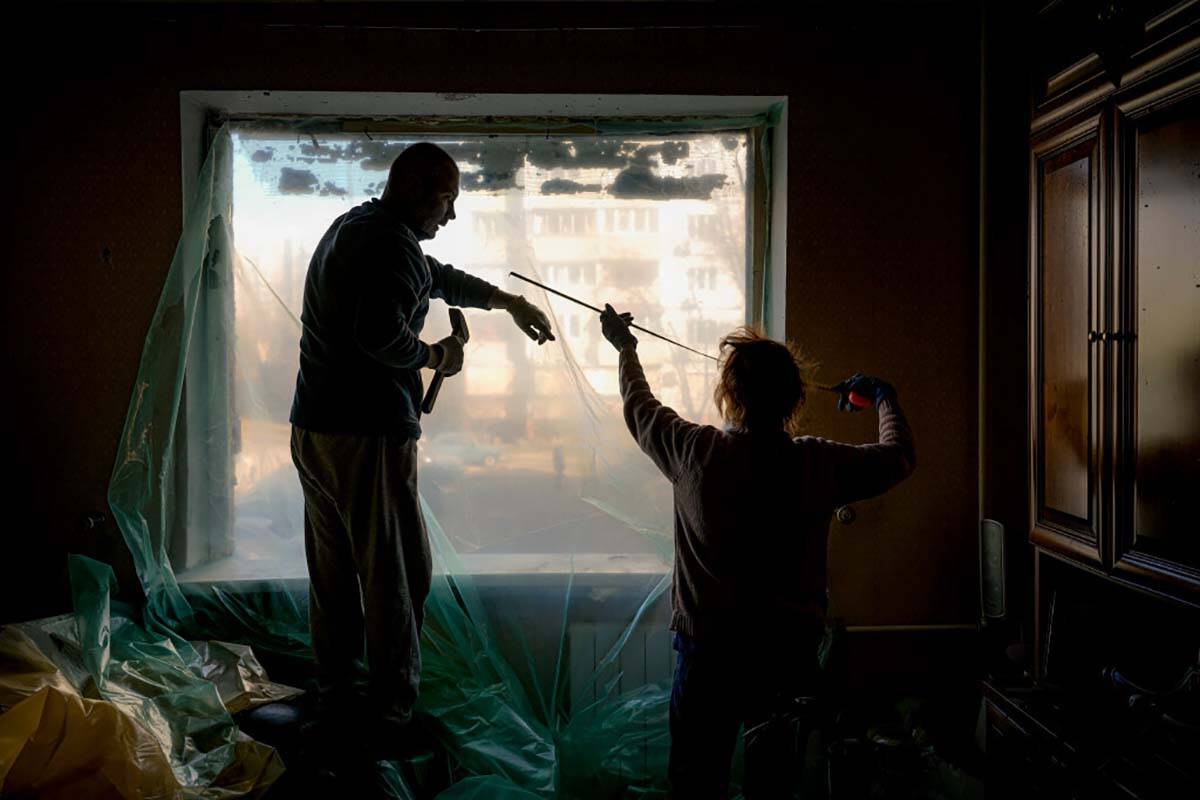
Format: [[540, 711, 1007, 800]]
[[1031, 119, 1104, 562], [1113, 88, 1200, 593]]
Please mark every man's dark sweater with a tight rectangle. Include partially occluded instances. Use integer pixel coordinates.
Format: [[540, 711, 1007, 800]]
[[617, 346, 916, 641], [290, 199, 496, 439]]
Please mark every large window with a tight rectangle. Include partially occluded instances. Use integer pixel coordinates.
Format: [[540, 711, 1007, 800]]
[[177, 124, 753, 581]]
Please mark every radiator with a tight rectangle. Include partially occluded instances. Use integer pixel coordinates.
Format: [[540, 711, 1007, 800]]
[[568, 621, 676, 712], [567, 621, 676, 781]]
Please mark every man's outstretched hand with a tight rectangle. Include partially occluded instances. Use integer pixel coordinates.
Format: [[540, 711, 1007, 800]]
[[829, 373, 896, 412], [600, 304, 637, 352], [507, 296, 555, 344]]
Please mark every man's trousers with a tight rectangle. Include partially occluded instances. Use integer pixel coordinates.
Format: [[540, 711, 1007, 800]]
[[291, 426, 432, 738]]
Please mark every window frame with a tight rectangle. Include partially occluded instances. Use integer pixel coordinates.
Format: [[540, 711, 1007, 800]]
[[176, 93, 787, 583]]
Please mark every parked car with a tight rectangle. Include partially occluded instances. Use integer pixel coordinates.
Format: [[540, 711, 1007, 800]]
[[422, 432, 502, 467]]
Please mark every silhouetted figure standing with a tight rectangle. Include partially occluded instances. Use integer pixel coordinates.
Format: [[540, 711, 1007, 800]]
[[289, 143, 554, 762], [599, 305, 915, 798]]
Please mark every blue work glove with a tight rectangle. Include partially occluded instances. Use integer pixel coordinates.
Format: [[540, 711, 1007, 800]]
[[829, 373, 896, 412], [600, 304, 637, 352]]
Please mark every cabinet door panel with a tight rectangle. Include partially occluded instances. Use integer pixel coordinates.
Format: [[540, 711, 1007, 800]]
[[1042, 153, 1093, 522], [1032, 124, 1103, 561], [1115, 84, 1200, 593]]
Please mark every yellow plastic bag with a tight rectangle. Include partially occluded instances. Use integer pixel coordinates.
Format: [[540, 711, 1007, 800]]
[[0, 625, 182, 800], [1, 593, 287, 799]]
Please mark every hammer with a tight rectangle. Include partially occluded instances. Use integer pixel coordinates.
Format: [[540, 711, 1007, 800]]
[[421, 307, 469, 414]]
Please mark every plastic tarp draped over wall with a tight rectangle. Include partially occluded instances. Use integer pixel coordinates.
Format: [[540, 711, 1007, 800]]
[[103, 113, 776, 797]]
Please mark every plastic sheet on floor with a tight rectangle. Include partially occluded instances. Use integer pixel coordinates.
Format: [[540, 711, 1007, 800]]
[[0, 555, 295, 799]]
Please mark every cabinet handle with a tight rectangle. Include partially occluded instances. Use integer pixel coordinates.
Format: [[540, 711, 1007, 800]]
[[1101, 331, 1116, 343], [1088, 330, 1101, 343]]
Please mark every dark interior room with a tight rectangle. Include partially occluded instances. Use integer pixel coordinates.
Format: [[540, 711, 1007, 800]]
[[1, 1, 1197, 798]]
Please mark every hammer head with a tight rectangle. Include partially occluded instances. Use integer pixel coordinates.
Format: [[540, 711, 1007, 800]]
[[448, 309, 470, 343], [449, 307, 470, 343]]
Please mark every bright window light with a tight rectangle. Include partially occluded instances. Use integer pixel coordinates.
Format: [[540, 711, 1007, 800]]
[[180, 126, 750, 581]]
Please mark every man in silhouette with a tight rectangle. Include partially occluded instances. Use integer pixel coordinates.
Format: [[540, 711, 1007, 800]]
[[290, 143, 554, 759]]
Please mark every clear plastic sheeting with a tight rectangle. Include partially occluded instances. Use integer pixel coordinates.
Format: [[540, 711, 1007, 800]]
[[191, 641, 304, 715], [106, 114, 776, 796], [0, 555, 293, 798]]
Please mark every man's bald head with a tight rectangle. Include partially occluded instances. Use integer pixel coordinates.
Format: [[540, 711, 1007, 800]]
[[381, 142, 460, 240], [382, 142, 458, 203]]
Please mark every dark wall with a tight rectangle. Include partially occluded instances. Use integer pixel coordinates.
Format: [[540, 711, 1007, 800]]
[[3, 2, 981, 626], [979, 0, 1034, 638], [788, 24, 980, 624]]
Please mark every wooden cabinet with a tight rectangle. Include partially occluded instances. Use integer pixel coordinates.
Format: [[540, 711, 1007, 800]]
[[1111, 82, 1200, 593], [1029, 5, 1199, 600], [1031, 1, 1199, 130], [1031, 115, 1105, 563]]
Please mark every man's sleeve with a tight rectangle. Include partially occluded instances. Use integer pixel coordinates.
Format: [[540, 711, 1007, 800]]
[[428, 255, 497, 309], [352, 228, 431, 369], [813, 397, 916, 507], [618, 346, 701, 481]]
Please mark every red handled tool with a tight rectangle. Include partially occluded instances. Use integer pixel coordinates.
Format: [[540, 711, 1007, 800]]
[[814, 384, 874, 410]]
